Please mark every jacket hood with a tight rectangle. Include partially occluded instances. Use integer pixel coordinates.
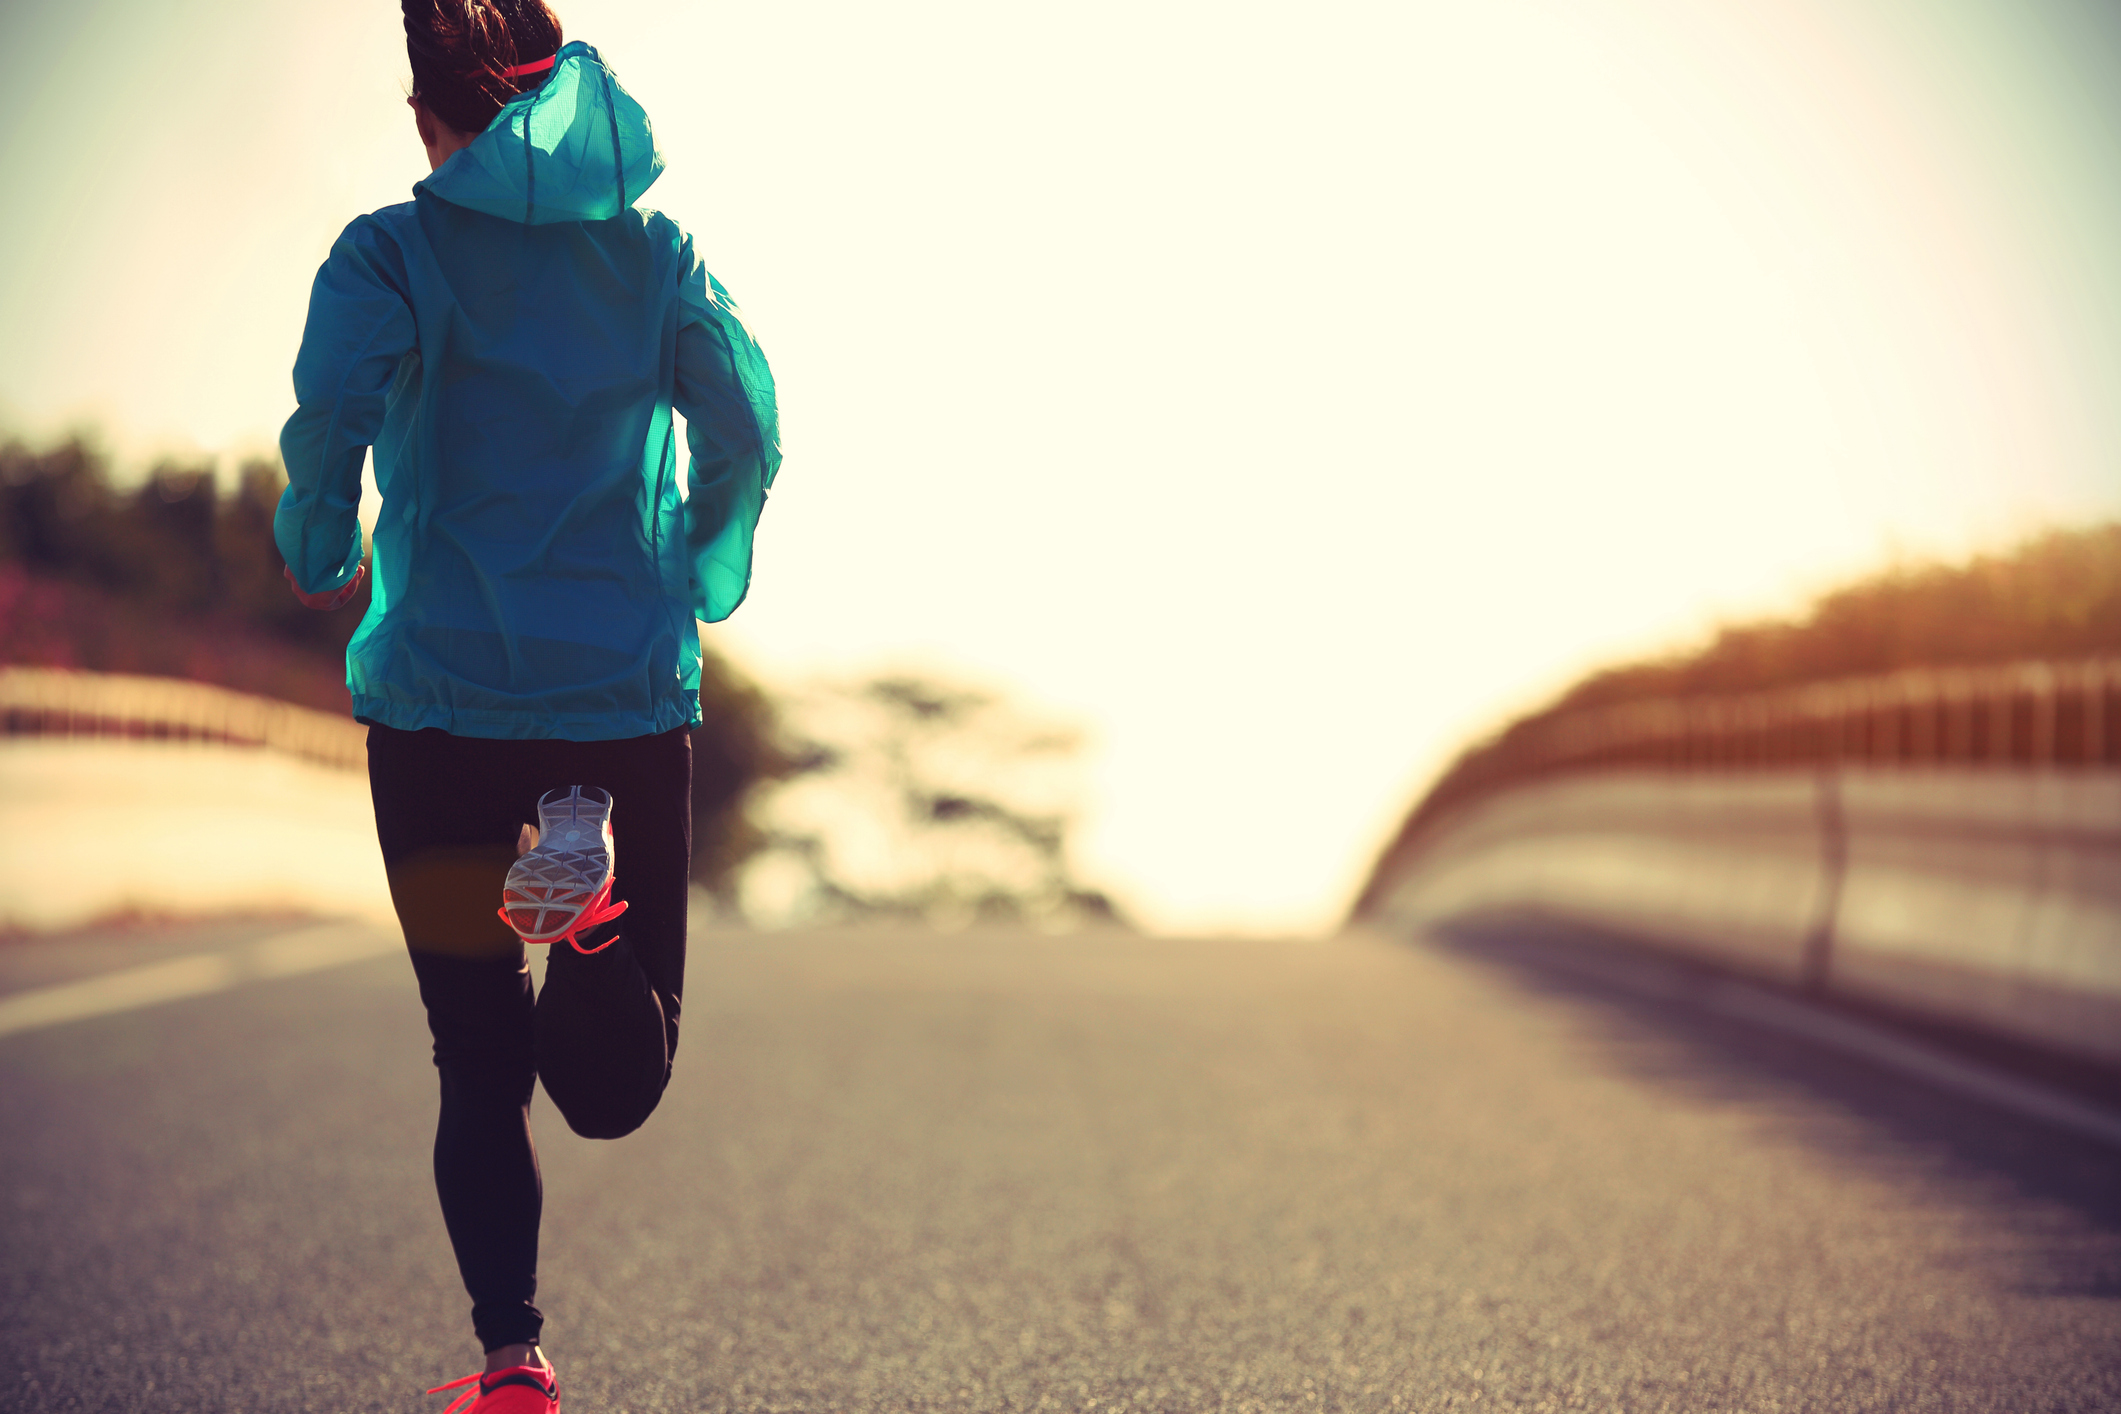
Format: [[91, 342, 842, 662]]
[[417, 41, 664, 225]]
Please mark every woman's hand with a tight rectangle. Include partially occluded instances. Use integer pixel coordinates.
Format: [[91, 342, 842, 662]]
[[284, 561, 367, 611]]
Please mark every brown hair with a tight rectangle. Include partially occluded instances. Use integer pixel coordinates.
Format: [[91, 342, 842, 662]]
[[403, 0, 565, 137]]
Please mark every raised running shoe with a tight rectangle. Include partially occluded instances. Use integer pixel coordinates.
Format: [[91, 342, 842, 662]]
[[498, 787, 628, 953], [427, 1359, 560, 1414]]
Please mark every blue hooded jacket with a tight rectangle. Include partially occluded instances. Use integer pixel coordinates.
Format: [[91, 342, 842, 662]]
[[275, 41, 780, 741]]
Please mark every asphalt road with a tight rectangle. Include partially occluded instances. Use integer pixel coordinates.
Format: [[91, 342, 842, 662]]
[[3, 918, 2117, 1413]]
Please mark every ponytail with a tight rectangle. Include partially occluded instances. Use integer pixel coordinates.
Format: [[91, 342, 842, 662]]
[[404, 0, 565, 136]]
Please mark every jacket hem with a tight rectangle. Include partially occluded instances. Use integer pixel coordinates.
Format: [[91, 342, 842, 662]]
[[351, 693, 701, 741]]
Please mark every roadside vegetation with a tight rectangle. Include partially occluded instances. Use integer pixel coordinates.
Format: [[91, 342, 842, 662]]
[[1552, 522, 2121, 713], [744, 675, 1123, 929]]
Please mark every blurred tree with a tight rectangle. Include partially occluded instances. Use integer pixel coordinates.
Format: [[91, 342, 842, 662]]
[[134, 462, 221, 614], [0, 437, 122, 583], [692, 642, 798, 904], [740, 673, 1126, 928]]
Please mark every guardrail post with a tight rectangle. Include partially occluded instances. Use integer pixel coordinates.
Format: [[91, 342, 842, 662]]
[[1945, 675, 1972, 762], [1907, 673, 1934, 763], [2029, 663, 2056, 767], [1876, 681, 1900, 764], [2091, 664, 2110, 766], [1802, 765, 1846, 997]]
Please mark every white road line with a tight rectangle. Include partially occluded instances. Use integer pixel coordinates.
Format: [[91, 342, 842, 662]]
[[249, 921, 399, 978], [0, 921, 399, 1039]]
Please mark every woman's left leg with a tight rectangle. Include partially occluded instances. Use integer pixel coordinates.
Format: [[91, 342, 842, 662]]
[[369, 725, 550, 1354]]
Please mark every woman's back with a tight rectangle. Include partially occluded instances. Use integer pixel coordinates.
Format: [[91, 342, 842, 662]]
[[276, 41, 777, 741]]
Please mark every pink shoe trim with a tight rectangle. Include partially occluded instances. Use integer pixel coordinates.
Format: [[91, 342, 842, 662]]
[[497, 874, 629, 954], [426, 1362, 559, 1413]]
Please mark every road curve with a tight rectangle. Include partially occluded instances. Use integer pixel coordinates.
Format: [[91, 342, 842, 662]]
[[3, 920, 2117, 1412]]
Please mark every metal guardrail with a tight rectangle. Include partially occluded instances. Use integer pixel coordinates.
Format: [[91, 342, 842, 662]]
[[1500, 657, 2119, 773], [1356, 655, 2121, 918], [0, 666, 367, 772]]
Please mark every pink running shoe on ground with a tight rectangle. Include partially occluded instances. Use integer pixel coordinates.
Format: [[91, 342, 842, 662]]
[[427, 1359, 560, 1414], [498, 786, 628, 953]]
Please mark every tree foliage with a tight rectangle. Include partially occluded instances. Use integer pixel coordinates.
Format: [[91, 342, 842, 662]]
[[1552, 523, 2121, 713], [740, 674, 1125, 929]]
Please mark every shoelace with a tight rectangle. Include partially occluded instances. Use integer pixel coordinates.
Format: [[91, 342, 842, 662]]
[[426, 1371, 481, 1414], [426, 1365, 556, 1414], [497, 874, 629, 954], [556, 876, 628, 954]]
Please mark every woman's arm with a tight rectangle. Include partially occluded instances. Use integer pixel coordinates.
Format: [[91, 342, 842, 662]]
[[275, 218, 415, 604], [672, 241, 781, 624]]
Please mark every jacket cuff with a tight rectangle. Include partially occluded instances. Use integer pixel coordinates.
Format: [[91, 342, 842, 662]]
[[284, 561, 366, 611]]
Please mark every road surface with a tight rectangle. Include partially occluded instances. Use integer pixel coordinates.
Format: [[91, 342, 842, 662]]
[[4, 917, 2117, 1412]]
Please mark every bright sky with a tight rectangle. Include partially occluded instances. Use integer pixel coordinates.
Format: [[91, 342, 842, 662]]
[[3, 0, 2119, 934]]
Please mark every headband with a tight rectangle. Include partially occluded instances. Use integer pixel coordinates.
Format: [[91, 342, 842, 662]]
[[501, 54, 557, 78]]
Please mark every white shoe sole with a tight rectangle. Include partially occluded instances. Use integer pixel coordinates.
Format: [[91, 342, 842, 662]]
[[500, 786, 617, 945]]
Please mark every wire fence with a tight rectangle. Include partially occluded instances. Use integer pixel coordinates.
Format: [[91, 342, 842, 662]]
[[0, 666, 367, 772], [1356, 654, 2121, 916]]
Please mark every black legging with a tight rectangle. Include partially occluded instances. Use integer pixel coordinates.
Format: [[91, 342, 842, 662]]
[[368, 723, 692, 1352]]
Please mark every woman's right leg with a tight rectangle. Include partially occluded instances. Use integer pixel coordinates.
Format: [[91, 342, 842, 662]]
[[529, 727, 692, 1140]]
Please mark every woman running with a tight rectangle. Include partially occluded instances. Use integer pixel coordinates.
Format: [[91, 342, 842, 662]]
[[274, 3, 780, 1409]]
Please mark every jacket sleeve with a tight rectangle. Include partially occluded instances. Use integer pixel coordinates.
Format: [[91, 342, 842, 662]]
[[274, 218, 415, 597], [672, 235, 781, 624]]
